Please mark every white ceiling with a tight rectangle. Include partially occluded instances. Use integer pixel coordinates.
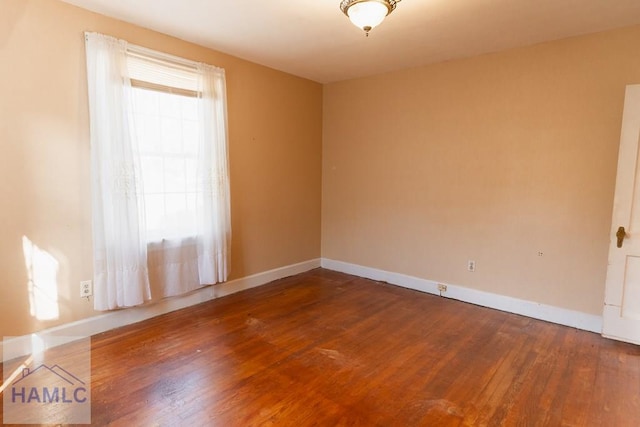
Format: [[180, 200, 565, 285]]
[[61, 0, 640, 83]]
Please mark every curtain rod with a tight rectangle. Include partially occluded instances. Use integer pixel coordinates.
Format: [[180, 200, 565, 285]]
[[83, 32, 223, 73]]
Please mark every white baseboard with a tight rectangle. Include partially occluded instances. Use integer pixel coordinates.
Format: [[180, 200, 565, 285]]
[[2, 258, 321, 362], [321, 258, 603, 334]]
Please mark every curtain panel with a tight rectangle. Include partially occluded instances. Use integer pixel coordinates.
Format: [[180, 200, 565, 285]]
[[196, 63, 231, 285], [84, 32, 231, 310]]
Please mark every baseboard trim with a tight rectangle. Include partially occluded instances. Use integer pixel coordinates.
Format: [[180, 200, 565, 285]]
[[321, 258, 603, 334], [2, 258, 321, 362]]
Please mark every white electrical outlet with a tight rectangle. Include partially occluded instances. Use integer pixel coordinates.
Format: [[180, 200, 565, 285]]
[[437, 283, 447, 293], [467, 260, 476, 272], [80, 280, 93, 298]]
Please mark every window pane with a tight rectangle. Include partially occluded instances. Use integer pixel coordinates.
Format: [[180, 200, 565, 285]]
[[165, 194, 195, 237], [183, 120, 199, 155], [144, 194, 165, 234], [161, 117, 182, 154], [185, 158, 198, 191], [159, 92, 181, 118], [140, 156, 164, 194], [164, 157, 187, 193], [165, 193, 186, 217], [133, 88, 158, 114], [182, 96, 198, 120], [134, 88, 200, 242], [135, 114, 160, 153], [143, 115, 161, 152]]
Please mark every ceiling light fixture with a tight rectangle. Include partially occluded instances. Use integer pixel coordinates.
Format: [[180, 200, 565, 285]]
[[340, 0, 401, 36]]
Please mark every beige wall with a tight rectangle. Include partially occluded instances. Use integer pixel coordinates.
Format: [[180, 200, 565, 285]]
[[322, 25, 640, 316], [0, 0, 322, 336]]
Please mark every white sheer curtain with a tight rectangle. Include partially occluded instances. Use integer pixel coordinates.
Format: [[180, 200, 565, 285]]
[[84, 33, 151, 310], [196, 63, 231, 285], [85, 32, 231, 309]]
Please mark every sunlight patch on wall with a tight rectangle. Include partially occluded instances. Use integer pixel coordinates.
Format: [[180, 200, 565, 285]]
[[22, 236, 59, 321]]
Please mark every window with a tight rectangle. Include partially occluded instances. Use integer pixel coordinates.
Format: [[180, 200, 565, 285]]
[[132, 87, 199, 242], [85, 32, 231, 310]]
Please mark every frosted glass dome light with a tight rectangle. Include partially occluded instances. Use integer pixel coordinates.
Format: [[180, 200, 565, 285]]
[[340, 0, 401, 36]]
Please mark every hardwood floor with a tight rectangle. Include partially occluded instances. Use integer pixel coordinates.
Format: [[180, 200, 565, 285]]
[[3, 268, 640, 426]]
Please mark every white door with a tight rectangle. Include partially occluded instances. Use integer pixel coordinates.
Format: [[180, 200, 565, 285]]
[[603, 84, 640, 345]]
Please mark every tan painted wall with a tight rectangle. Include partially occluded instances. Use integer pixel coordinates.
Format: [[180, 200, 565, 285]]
[[322, 25, 640, 316], [0, 0, 322, 336]]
